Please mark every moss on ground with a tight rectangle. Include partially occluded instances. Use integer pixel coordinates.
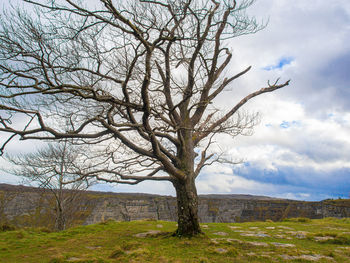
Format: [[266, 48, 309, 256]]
[[0, 218, 349, 262]]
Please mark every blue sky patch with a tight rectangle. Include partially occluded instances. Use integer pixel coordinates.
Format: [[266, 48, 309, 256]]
[[263, 57, 294, 71], [233, 165, 350, 200], [280, 121, 290, 129], [279, 120, 301, 129]]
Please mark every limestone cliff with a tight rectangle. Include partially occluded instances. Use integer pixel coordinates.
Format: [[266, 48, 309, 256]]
[[0, 183, 349, 229]]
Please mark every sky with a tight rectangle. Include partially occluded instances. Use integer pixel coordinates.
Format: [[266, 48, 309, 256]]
[[1, 0, 350, 201]]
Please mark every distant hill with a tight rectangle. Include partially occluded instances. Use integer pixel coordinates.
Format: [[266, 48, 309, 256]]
[[0, 183, 284, 200], [200, 194, 283, 200]]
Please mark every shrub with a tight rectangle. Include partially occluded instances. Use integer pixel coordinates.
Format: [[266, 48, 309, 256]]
[[0, 223, 16, 232], [109, 246, 125, 259], [283, 217, 311, 223], [48, 259, 65, 263], [329, 235, 350, 245]]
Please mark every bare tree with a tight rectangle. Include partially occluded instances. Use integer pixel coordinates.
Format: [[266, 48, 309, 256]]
[[5, 140, 91, 230], [0, 0, 289, 236]]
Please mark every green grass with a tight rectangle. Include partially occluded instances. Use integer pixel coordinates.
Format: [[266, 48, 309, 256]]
[[1, 218, 350, 262]]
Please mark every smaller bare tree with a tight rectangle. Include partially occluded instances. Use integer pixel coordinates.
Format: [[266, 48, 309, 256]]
[[4, 140, 92, 231]]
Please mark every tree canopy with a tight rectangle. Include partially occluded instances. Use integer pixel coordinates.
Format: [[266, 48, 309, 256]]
[[0, 0, 289, 236]]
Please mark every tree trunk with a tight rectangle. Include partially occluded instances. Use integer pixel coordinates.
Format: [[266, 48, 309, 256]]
[[173, 177, 202, 237], [55, 204, 65, 231]]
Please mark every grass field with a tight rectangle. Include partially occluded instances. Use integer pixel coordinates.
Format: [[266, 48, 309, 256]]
[[1, 218, 350, 262]]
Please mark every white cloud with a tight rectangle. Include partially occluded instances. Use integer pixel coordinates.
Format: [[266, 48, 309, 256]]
[[197, 171, 275, 195]]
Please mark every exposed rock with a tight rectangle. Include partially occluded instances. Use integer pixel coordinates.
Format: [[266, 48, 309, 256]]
[[299, 255, 326, 261], [134, 230, 162, 238], [295, 233, 307, 239], [66, 257, 82, 262], [1, 183, 350, 227], [280, 254, 334, 261], [277, 226, 294, 230], [280, 254, 295, 260], [226, 238, 242, 243], [271, 242, 296, 248], [215, 248, 228, 253], [240, 232, 256, 237], [274, 234, 287, 239], [255, 233, 270, 237], [246, 241, 269, 247], [228, 226, 241, 229], [210, 239, 220, 244], [274, 234, 293, 240], [285, 231, 309, 239], [86, 246, 102, 250], [240, 232, 270, 238], [325, 227, 347, 231], [314, 236, 335, 241], [339, 246, 350, 250]]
